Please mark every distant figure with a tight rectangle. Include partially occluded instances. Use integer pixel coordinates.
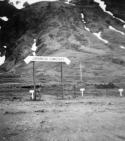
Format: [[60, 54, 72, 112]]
[[36, 84, 42, 99], [37, 84, 42, 93]]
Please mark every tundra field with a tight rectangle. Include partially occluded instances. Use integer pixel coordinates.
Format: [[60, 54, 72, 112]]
[[0, 87, 125, 141]]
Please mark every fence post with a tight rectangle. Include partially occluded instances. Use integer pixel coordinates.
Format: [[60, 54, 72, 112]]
[[106, 89, 108, 97], [32, 61, 36, 101], [61, 62, 64, 99], [74, 85, 76, 98]]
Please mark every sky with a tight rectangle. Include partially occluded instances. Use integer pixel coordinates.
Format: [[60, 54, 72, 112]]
[[4, 0, 58, 9], [0, 0, 59, 9]]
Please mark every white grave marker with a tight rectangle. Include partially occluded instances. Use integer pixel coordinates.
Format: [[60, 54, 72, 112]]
[[119, 88, 123, 97], [80, 88, 85, 97], [29, 90, 35, 100]]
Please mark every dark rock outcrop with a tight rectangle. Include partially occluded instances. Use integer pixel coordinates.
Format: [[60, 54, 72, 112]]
[[0, 1, 19, 18], [104, 0, 125, 21], [70, 0, 95, 5]]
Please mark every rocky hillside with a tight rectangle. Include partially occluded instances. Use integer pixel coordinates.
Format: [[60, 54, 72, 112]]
[[0, 0, 125, 87]]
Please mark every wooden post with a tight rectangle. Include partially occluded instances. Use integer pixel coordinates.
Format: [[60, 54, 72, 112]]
[[74, 85, 76, 98], [61, 62, 64, 99], [106, 89, 108, 97], [33, 61, 36, 101]]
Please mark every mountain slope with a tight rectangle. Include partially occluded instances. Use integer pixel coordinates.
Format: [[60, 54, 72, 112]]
[[0, 1, 125, 87]]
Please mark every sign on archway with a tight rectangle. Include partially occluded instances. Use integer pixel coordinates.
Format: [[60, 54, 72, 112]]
[[24, 56, 70, 65], [24, 56, 71, 100]]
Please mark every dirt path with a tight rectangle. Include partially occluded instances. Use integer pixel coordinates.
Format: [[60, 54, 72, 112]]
[[0, 96, 125, 141]]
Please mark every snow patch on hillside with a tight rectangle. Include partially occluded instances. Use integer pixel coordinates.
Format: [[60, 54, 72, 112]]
[[65, 0, 75, 5], [31, 39, 37, 56], [81, 13, 84, 19], [85, 26, 90, 31], [3, 46, 7, 49], [120, 46, 125, 49], [109, 26, 124, 35], [94, 0, 113, 16], [0, 55, 5, 66], [0, 17, 8, 21], [93, 32, 108, 43], [80, 13, 91, 31]]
